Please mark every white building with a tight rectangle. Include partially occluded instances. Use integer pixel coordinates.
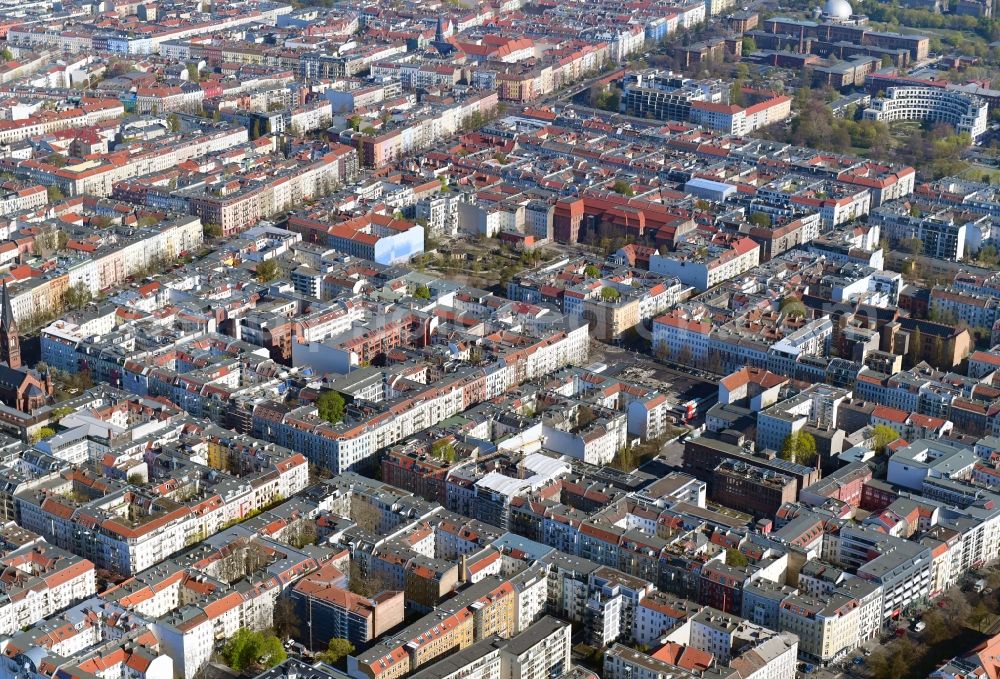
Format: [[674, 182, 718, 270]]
[[499, 616, 572, 679], [652, 312, 712, 363], [778, 593, 859, 663], [650, 236, 760, 291], [863, 87, 988, 140]]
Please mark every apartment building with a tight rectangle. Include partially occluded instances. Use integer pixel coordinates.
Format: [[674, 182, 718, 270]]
[[497, 616, 571, 679], [15, 124, 249, 197], [689, 91, 791, 135], [353, 92, 499, 168], [0, 184, 46, 215], [778, 593, 859, 663], [291, 562, 405, 648], [16, 436, 309, 576], [929, 286, 1000, 329], [869, 203, 980, 260], [650, 234, 760, 290], [346, 576, 516, 679], [0, 99, 124, 144], [188, 149, 355, 237], [710, 458, 797, 518], [288, 212, 424, 265], [756, 385, 849, 453], [0, 543, 96, 635], [863, 87, 988, 140], [259, 325, 588, 474]]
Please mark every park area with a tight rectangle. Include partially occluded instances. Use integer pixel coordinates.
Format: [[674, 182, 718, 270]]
[[862, 568, 1000, 679]]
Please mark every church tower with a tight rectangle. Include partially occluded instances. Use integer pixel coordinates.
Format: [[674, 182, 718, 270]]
[[0, 282, 20, 370]]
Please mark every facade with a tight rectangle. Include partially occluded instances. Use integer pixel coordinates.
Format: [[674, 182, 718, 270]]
[[288, 213, 424, 265], [650, 236, 760, 290], [0, 544, 96, 635], [863, 87, 988, 140], [778, 594, 859, 663], [291, 563, 405, 648], [16, 431, 309, 576], [347, 577, 516, 679]]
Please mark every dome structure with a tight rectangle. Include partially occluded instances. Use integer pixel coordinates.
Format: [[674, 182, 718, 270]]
[[822, 0, 853, 19]]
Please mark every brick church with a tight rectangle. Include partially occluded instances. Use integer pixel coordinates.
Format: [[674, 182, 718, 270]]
[[0, 282, 51, 413]]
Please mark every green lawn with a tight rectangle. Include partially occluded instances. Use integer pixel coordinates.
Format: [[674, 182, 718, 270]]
[[961, 163, 1000, 185], [889, 121, 923, 134]]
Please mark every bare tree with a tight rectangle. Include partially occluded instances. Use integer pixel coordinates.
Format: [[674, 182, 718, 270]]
[[348, 560, 391, 598], [350, 501, 382, 533], [273, 597, 301, 640], [289, 521, 317, 548]]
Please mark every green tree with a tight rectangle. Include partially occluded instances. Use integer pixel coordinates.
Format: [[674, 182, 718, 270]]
[[256, 259, 279, 283], [590, 85, 621, 112], [971, 601, 992, 632], [612, 180, 634, 197], [610, 446, 638, 472], [414, 284, 431, 299], [730, 80, 745, 107], [748, 212, 772, 228], [780, 296, 806, 318], [725, 548, 749, 567], [316, 391, 346, 424], [779, 431, 817, 466], [290, 520, 317, 548], [584, 265, 600, 277], [30, 426, 57, 444], [431, 439, 457, 462], [921, 608, 956, 644], [221, 628, 257, 671], [222, 629, 286, 671], [318, 638, 355, 665], [168, 114, 181, 133], [64, 283, 92, 310], [47, 186, 64, 202], [908, 326, 924, 365], [259, 634, 286, 668], [599, 286, 621, 301], [872, 424, 900, 454], [203, 222, 222, 239], [977, 244, 1000, 267], [186, 63, 200, 82], [742, 36, 756, 53]]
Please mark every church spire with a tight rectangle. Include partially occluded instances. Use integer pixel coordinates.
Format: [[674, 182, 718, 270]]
[[1, 281, 13, 329], [0, 281, 20, 370]]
